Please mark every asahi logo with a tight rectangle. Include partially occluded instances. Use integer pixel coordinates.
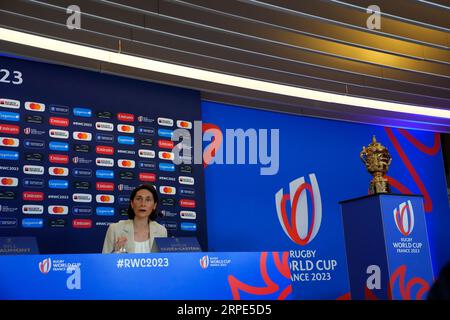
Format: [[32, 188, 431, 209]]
[[275, 173, 322, 246]]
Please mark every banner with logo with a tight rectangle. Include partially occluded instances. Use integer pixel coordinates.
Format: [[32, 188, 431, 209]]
[[0, 55, 206, 253], [341, 194, 434, 300], [202, 101, 449, 299], [0, 251, 292, 300]]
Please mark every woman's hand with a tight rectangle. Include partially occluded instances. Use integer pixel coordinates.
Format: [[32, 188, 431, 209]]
[[114, 236, 128, 252]]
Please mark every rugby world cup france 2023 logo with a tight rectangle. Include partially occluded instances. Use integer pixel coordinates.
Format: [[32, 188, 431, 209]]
[[275, 173, 322, 246], [39, 257, 52, 274], [393, 200, 415, 236]]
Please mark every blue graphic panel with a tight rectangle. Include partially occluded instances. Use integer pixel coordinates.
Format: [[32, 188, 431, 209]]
[[202, 101, 449, 299], [0, 252, 292, 300], [0, 55, 206, 253]]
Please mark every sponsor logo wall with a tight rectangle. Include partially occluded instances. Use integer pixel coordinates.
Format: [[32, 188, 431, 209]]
[[0, 56, 206, 253], [202, 101, 450, 299]]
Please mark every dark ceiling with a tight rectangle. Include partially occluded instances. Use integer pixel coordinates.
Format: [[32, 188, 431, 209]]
[[0, 0, 449, 131]]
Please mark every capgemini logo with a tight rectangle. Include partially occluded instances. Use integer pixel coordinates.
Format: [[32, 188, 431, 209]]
[[275, 173, 322, 245], [39, 257, 52, 274], [200, 255, 209, 269], [393, 200, 415, 236]]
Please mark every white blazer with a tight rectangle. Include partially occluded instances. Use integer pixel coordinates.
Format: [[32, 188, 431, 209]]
[[102, 219, 168, 253]]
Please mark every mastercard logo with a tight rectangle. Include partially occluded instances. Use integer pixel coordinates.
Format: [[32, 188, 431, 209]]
[[49, 129, 69, 139], [159, 186, 176, 195], [25, 102, 46, 112], [176, 120, 192, 129], [48, 167, 69, 176], [0, 137, 19, 147], [117, 124, 135, 133], [0, 177, 18, 187], [118, 159, 135, 168], [96, 194, 115, 203], [48, 206, 68, 215], [73, 132, 92, 141], [158, 151, 174, 160]]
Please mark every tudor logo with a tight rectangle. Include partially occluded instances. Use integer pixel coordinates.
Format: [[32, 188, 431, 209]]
[[160, 186, 176, 195], [96, 157, 114, 167], [25, 102, 45, 112], [0, 98, 20, 109], [158, 151, 174, 161], [96, 194, 115, 204], [49, 117, 69, 127], [394, 200, 415, 236], [176, 120, 192, 129], [72, 193, 92, 203], [117, 113, 134, 122], [73, 131, 92, 141], [49, 129, 69, 139], [49, 167, 69, 176], [118, 159, 135, 168], [0, 137, 19, 147], [157, 117, 174, 127], [117, 124, 135, 133], [48, 206, 68, 215], [22, 205, 44, 214], [275, 173, 322, 246], [180, 210, 196, 220], [23, 165, 44, 175], [95, 122, 114, 131], [138, 149, 155, 159], [178, 176, 194, 185], [0, 177, 18, 187]]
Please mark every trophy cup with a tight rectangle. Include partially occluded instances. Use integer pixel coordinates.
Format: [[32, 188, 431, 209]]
[[360, 135, 392, 194]]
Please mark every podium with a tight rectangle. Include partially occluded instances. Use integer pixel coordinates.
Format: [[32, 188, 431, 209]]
[[340, 194, 434, 300]]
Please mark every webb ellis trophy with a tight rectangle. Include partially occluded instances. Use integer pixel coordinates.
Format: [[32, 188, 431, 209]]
[[360, 135, 392, 194]]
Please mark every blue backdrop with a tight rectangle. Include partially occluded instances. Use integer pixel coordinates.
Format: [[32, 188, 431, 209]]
[[0, 55, 207, 253], [202, 101, 449, 299]]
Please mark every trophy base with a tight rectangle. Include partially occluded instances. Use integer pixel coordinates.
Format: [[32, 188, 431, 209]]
[[369, 180, 391, 195]]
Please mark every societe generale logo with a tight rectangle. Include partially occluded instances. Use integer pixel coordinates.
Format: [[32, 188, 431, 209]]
[[393, 200, 415, 236], [275, 173, 322, 246], [39, 257, 52, 274], [199, 255, 209, 269]]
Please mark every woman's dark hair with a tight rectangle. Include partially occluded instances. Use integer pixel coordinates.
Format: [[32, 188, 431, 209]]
[[127, 184, 159, 221]]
